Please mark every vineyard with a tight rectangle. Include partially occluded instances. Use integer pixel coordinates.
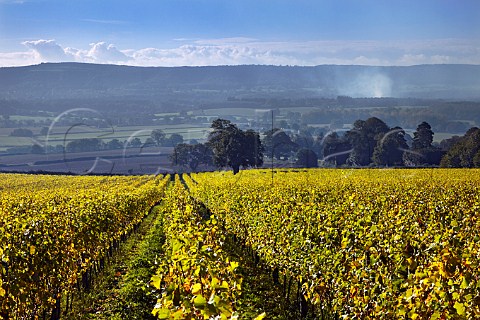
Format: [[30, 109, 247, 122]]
[[1, 169, 480, 319], [0, 174, 169, 319]]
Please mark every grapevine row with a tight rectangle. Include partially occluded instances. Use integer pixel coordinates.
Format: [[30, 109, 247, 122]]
[[187, 169, 480, 319], [0, 174, 169, 319], [150, 175, 244, 319]]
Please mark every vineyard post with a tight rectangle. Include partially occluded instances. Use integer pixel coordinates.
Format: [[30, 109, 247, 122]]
[[271, 109, 274, 186]]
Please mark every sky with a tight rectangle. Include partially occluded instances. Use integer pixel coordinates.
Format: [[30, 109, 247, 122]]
[[0, 0, 479, 67]]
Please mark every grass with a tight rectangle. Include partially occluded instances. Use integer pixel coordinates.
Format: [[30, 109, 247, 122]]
[[69, 205, 166, 319], [0, 136, 34, 147], [65, 203, 309, 319], [41, 124, 209, 142], [9, 115, 54, 122], [29, 182, 324, 319], [223, 238, 286, 319], [202, 108, 268, 118]]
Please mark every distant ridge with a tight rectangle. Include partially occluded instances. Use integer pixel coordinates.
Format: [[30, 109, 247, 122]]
[[1, 63, 479, 105]]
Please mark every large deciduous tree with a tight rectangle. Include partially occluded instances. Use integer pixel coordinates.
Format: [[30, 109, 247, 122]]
[[241, 129, 264, 169], [295, 148, 318, 168], [171, 143, 213, 171], [151, 129, 166, 146], [440, 127, 480, 167], [263, 128, 298, 160], [207, 119, 263, 174], [372, 127, 409, 166], [412, 121, 434, 149], [403, 121, 444, 166], [322, 132, 352, 165], [345, 117, 390, 166], [163, 133, 184, 147]]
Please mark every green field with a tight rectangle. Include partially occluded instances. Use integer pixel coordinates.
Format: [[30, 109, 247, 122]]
[[0, 124, 212, 152], [9, 115, 54, 122]]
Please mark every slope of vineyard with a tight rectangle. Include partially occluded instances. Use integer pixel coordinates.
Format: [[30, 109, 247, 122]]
[[3, 169, 480, 319], [0, 174, 169, 319], [187, 169, 480, 319]]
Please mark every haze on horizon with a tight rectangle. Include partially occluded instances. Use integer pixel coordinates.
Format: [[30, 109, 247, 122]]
[[0, 0, 479, 67]]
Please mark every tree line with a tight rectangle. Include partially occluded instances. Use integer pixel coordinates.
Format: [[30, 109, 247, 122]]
[[17, 130, 184, 155], [171, 117, 480, 174], [16, 116, 480, 173]]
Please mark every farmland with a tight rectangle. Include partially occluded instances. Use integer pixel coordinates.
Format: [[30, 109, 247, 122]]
[[3, 65, 480, 175], [1, 169, 479, 319]]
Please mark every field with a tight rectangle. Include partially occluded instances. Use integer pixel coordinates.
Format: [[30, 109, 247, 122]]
[[1, 169, 479, 319], [0, 147, 175, 175], [0, 122, 212, 153]]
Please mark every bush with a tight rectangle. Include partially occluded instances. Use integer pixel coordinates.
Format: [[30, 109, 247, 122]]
[[10, 128, 34, 137]]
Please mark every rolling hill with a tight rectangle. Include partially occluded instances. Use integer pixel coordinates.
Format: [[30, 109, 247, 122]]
[[0, 63, 479, 113]]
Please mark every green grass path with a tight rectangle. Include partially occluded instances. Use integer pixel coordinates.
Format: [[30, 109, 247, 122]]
[[70, 205, 165, 319]]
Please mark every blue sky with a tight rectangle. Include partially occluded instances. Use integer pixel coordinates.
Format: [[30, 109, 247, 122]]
[[0, 0, 479, 66]]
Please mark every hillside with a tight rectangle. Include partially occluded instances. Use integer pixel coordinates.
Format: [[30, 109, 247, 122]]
[[0, 63, 479, 113]]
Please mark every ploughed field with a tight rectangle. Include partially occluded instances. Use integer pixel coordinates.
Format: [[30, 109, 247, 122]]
[[1, 169, 479, 319]]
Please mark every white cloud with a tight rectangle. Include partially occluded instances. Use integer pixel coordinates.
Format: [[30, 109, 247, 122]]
[[22, 39, 72, 62], [12, 40, 131, 65], [0, 51, 37, 66], [398, 54, 429, 65], [128, 44, 301, 66], [85, 42, 130, 63], [1, 38, 479, 67]]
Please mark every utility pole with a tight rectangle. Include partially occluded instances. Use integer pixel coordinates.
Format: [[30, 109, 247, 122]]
[[271, 109, 274, 185]]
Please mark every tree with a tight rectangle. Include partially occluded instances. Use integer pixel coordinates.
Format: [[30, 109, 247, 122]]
[[241, 129, 264, 169], [40, 126, 49, 136], [163, 133, 184, 147], [292, 130, 315, 149], [311, 132, 325, 158], [372, 127, 409, 166], [412, 121, 434, 149], [439, 135, 462, 151], [144, 137, 155, 147], [402, 149, 425, 167], [440, 127, 480, 168], [66, 138, 103, 153], [208, 119, 238, 169], [345, 117, 389, 166], [207, 119, 263, 174], [322, 132, 351, 165], [106, 139, 123, 150], [278, 120, 289, 129], [31, 144, 44, 154], [151, 129, 166, 146], [296, 148, 318, 168], [404, 122, 443, 166], [263, 128, 298, 160], [171, 143, 213, 171], [10, 128, 34, 137], [130, 137, 142, 148]]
